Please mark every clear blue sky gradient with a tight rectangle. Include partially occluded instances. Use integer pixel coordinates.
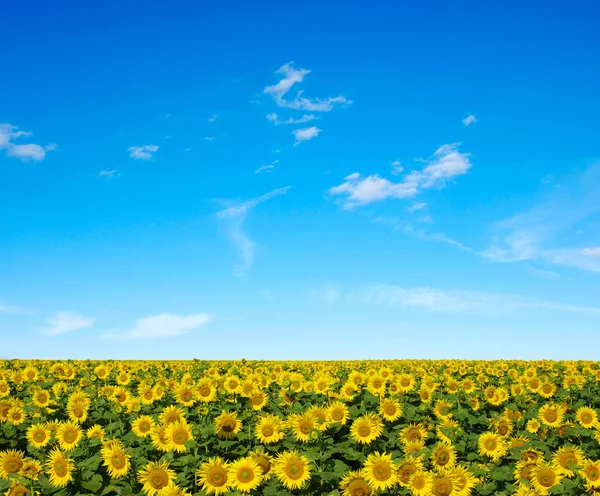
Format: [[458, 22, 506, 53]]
[[1, 1, 599, 360]]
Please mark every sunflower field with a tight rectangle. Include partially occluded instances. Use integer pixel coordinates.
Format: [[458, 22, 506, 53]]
[[1, 360, 600, 496]]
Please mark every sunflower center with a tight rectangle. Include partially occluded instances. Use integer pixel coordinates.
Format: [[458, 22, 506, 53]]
[[174, 430, 187, 444], [582, 413, 593, 424], [200, 387, 211, 397], [587, 467, 600, 480], [372, 462, 391, 481], [262, 425, 274, 437], [6, 460, 21, 473], [64, 431, 77, 443], [112, 455, 124, 468], [433, 478, 452, 496], [332, 410, 343, 421], [286, 461, 304, 479], [437, 452, 449, 464], [54, 461, 67, 477], [358, 425, 371, 437], [538, 469, 555, 487], [545, 411, 558, 422], [150, 471, 167, 489], [238, 468, 254, 482], [209, 469, 226, 486], [413, 476, 426, 489], [34, 431, 46, 442], [484, 439, 497, 450], [299, 421, 312, 434], [140, 422, 151, 433], [222, 421, 235, 432], [348, 479, 371, 496], [385, 405, 396, 415]]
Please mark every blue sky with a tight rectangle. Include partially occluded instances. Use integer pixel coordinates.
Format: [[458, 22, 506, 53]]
[[1, 1, 600, 360]]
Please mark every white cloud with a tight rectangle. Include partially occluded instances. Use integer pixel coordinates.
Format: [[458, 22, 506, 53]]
[[266, 113, 317, 125], [128, 145, 159, 160], [292, 126, 321, 146], [462, 114, 477, 126], [0, 300, 24, 315], [217, 187, 291, 274], [208, 114, 218, 122], [255, 160, 278, 174], [204, 136, 216, 141], [264, 62, 351, 111], [329, 143, 472, 208], [329, 284, 600, 316], [98, 170, 117, 178], [408, 202, 427, 213], [106, 313, 213, 340], [390, 159, 403, 175], [44, 312, 96, 336], [582, 248, 600, 258], [484, 163, 600, 273], [0, 123, 56, 162]]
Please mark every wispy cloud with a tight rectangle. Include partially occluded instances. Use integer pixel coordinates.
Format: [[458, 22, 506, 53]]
[[292, 126, 321, 146], [43, 312, 96, 336], [104, 313, 213, 340], [204, 136, 216, 141], [318, 284, 600, 316], [128, 145, 159, 160], [462, 114, 477, 126], [217, 186, 291, 274], [264, 62, 351, 112], [390, 159, 403, 175], [0, 300, 24, 315], [408, 202, 427, 213], [329, 143, 472, 209], [208, 114, 218, 122], [582, 248, 600, 258], [484, 163, 600, 273], [0, 123, 56, 162], [266, 113, 317, 125], [255, 160, 278, 174], [98, 170, 117, 178]]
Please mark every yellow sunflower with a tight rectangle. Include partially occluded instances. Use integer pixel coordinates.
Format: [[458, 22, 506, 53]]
[[132, 415, 156, 438], [26, 424, 51, 449], [272, 451, 311, 490], [397, 456, 424, 487], [362, 451, 398, 492], [408, 469, 432, 496], [379, 398, 402, 422], [159, 405, 186, 425], [45, 449, 73, 488], [196, 378, 217, 403], [446, 465, 478, 495], [430, 442, 457, 471], [478, 432, 508, 462], [250, 450, 274, 480], [429, 471, 458, 496], [0, 450, 25, 479], [552, 446, 583, 477], [101, 442, 130, 479], [6, 406, 25, 425], [340, 470, 373, 496], [255, 414, 285, 444], [138, 460, 175, 496], [350, 413, 383, 445], [56, 421, 82, 451], [580, 459, 600, 489], [196, 457, 230, 495], [576, 406, 598, 428], [327, 401, 349, 425], [288, 413, 316, 442], [165, 420, 194, 453], [538, 403, 564, 428], [215, 410, 242, 440], [4, 481, 29, 496], [227, 457, 263, 494], [526, 418, 541, 434], [20, 459, 42, 480], [530, 462, 562, 495]]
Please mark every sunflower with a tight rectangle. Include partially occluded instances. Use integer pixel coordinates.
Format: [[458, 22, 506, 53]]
[[165, 420, 194, 453], [248, 391, 268, 411], [0, 450, 25, 479], [478, 432, 508, 462], [150, 425, 171, 452], [215, 410, 242, 440], [138, 461, 175, 496], [0, 381, 9, 398], [400, 423, 428, 445], [56, 421, 81, 451], [397, 456, 424, 487], [255, 414, 285, 444], [175, 384, 196, 407], [45, 449, 73, 488], [159, 405, 186, 425], [26, 424, 51, 448], [581, 459, 600, 489], [430, 471, 458, 496], [576, 406, 598, 428], [20, 459, 42, 480], [397, 373, 416, 393], [408, 469, 432, 496], [101, 442, 130, 479], [288, 413, 315, 442], [447, 465, 478, 495], [160, 481, 192, 496], [340, 470, 372, 496], [196, 457, 230, 495], [196, 378, 217, 403], [350, 413, 384, 445], [327, 401, 349, 424], [132, 415, 155, 437], [530, 462, 562, 495], [67, 402, 88, 423], [4, 481, 29, 496], [379, 398, 402, 422], [430, 442, 457, 471], [362, 452, 398, 492], [227, 457, 263, 494], [6, 406, 25, 425], [538, 404, 564, 428], [273, 450, 311, 490], [250, 450, 274, 480], [433, 400, 453, 420], [32, 390, 50, 408], [86, 424, 105, 441], [526, 418, 541, 434], [223, 375, 241, 394], [552, 446, 583, 477]]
